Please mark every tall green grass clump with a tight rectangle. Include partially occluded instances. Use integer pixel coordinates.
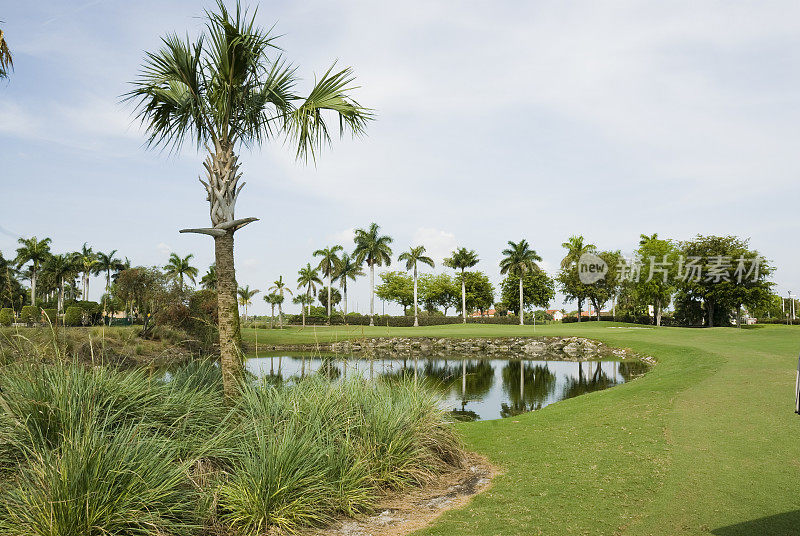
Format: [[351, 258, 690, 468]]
[[0, 361, 465, 535]]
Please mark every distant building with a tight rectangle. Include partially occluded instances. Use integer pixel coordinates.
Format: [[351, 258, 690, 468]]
[[546, 309, 564, 321], [470, 308, 498, 318]]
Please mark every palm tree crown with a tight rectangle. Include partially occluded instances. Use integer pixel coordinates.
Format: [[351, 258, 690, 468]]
[[237, 285, 259, 320], [500, 239, 542, 277], [0, 24, 12, 80], [15, 236, 51, 305], [96, 250, 123, 289], [399, 246, 434, 272], [444, 247, 479, 273], [353, 223, 393, 268], [560, 235, 596, 269], [164, 253, 199, 289], [200, 263, 217, 290]]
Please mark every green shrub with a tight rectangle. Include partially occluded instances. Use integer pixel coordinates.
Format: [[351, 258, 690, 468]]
[[0, 308, 13, 326], [63, 306, 83, 327], [42, 309, 57, 324], [19, 305, 40, 325]]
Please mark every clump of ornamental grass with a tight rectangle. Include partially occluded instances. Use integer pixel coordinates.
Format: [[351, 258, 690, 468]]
[[0, 417, 197, 536], [0, 360, 465, 536]]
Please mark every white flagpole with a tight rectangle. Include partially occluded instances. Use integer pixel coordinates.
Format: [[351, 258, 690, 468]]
[[795, 353, 800, 414]]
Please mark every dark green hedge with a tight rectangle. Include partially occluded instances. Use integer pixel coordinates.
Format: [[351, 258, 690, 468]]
[[0, 308, 13, 326], [63, 306, 84, 327], [286, 314, 524, 327], [19, 305, 40, 324]]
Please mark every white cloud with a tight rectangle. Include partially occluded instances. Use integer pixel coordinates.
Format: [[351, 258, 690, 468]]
[[412, 227, 457, 266], [156, 242, 171, 256], [329, 227, 355, 245]]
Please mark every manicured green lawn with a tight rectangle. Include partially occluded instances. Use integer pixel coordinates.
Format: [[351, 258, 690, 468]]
[[244, 323, 800, 535]]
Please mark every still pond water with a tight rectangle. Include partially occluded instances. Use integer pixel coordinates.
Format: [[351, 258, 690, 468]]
[[245, 354, 647, 421]]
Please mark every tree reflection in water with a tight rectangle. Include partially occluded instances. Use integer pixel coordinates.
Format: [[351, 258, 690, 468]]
[[500, 360, 557, 418], [561, 361, 618, 400]]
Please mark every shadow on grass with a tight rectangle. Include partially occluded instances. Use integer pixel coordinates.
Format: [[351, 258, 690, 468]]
[[711, 510, 800, 536]]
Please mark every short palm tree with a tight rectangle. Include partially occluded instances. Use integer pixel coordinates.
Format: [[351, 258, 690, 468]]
[[0, 23, 12, 80], [268, 276, 292, 328], [263, 292, 281, 329], [296, 264, 321, 316], [164, 253, 198, 290], [353, 223, 393, 326], [292, 294, 313, 326], [398, 246, 434, 327], [237, 285, 259, 322], [333, 252, 363, 318], [500, 239, 543, 325], [313, 245, 343, 321], [444, 247, 479, 323], [15, 236, 52, 305], [44, 253, 78, 317], [200, 263, 217, 290], [560, 235, 595, 321], [127, 0, 370, 398]]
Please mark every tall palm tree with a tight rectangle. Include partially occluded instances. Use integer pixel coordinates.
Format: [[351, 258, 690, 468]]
[[292, 294, 312, 326], [560, 235, 595, 322], [44, 253, 78, 318], [200, 263, 217, 290], [96, 250, 122, 324], [268, 276, 292, 328], [313, 245, 343, 321], [500, 239, 543, 326], [444, 247, 479, 323], [15, 236, 52, 305], [296, 265, 321, 316], [353, 223, 393, 326], [164, 253, 198, 290], [237, 285, 259, 322], [333, 252, 363, 317], [72, 243, 99, 301], [398, 246, 435, 327], [127, 0, 370, 398], [0, 23, 12, 80]]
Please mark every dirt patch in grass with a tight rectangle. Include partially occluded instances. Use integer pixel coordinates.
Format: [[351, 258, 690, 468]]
[[311, 453, 498, 536]]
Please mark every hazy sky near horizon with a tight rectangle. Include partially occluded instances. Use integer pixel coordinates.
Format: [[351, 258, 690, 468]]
[[2, 0, 799, 315]]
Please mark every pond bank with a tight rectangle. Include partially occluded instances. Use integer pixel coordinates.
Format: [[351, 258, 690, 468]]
[[252, 335, 655, 364]]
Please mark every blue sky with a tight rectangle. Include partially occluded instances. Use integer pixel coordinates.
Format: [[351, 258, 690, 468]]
[[2, 0, 799, 315]]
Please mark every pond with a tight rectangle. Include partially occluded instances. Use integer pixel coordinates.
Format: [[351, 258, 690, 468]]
[[245, 353, 648, 421]]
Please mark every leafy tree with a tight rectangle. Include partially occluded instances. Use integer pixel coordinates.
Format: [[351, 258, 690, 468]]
[[499, 239, 542, 325], [164, 253, 198, 290], [675, 235, 773, 327], [418, 273, 459, 316], [333, 252, 363, 317], [296, 264, 321, 316], [443, 248, 479, 322], [0, 251, 24, 309], [559, 235, 595, 321], [460, 271, 495, 315], [0, 23, 12, 80], [375, 271, 414, 314], [500, 270, 555, 317], [317, 286, 342, 309], [114, 267, 172, 335], [353, 223, 393, 326], [15, 236, 52, 305], [127, 0, 370, 397], [634, 234, 678, 326], [237, 285, 259, 321], [200, 263, 217, 290], [398, 246, 435, 327], [580, 250, 622, 320], [313, 245, 343, 320]]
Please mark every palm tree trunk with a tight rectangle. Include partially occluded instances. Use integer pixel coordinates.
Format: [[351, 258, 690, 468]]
[[327, 274, 332, 321], [369, 262, 375, 327], [519, 276, 524, 326], [461, 270, 466, 324], [30, 268, 37, 306], [278, 303, 284, 329], [215, 231, 242, 400], [342, 282, 348, 317], [270, 304, 274, 329], [413, 266, 419, 327]]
